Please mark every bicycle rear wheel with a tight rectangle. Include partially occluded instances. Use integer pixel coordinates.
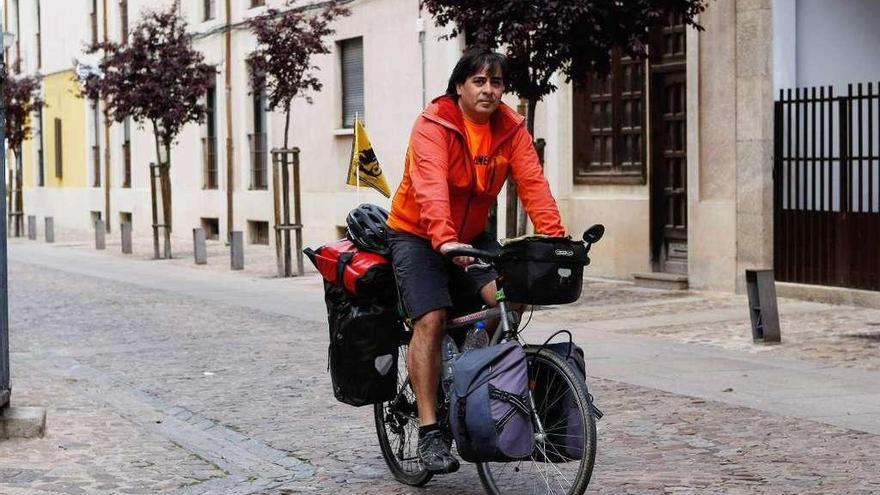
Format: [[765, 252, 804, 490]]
[[373, 334, 433, 486], [476, 345, 597, 495]]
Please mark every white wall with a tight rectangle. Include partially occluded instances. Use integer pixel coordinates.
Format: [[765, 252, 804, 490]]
[[775, 0, 880, 92]]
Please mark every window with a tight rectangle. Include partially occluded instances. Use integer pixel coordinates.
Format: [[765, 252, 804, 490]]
[[119, 0, 129, 41], [201, 217, 220, 240], [339, 37, 364, 128], [250, 0, 265, 8], [203, 81, 218, 189], [248, 220, 269, 245], [573, 50, 647, 184], [90, 210, 102, 226], [119, 211, 132, 225], [54, 118, 63, 178], [203, 0, 215, 20], [36, 107, 44, 186], [122, 118, 131, 188], [248, 63, 267, 190]]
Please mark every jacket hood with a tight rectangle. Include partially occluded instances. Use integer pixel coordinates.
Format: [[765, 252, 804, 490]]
[[423, 95, 524, 145]]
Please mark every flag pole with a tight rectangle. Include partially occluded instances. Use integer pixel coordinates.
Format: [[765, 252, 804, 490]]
[[355, 113, 361, 205]]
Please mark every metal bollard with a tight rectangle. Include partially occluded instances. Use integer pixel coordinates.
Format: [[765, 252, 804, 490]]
[[193, 227, 207, 265], [121, 222, 133, 254], [44, 217, 54, 243], [27, 215, 36, 240], [95, 221, 106, 250], [745, 269, 781, 344], [230, 231, 244, 270]]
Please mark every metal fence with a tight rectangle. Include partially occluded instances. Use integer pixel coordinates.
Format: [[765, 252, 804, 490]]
[[774, 83, 880, 290]]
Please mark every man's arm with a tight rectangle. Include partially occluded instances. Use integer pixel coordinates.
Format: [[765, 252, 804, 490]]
[[508, 125, 566, 237], [408, 121, 460, 250]]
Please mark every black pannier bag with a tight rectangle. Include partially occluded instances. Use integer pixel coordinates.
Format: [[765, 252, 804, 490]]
[[306, 237, 401, 407], [498, 237, 588, 305], [323, 283, 401, 406]]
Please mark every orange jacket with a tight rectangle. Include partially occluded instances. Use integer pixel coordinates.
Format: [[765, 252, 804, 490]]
[[388, 96, 565, 250]]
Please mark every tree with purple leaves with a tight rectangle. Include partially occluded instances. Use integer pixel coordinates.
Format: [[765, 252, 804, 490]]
[[247, 0, 349, 151], [80, 2, 215, 257], [247, 1, 349, 276], [421, 0, 708, 235], [2, 65, 44, 237]]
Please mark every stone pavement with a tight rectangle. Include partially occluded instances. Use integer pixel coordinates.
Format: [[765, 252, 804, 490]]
[[3, 239, 880, 493]]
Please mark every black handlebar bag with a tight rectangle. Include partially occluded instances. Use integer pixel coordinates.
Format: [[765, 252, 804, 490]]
[[498, 237, 588, 305]]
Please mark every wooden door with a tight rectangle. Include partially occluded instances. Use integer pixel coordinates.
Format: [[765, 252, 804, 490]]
[[650, 20, 688, 274]]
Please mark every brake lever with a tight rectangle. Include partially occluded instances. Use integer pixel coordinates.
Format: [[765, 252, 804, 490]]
[[464, 261, 492, 272]]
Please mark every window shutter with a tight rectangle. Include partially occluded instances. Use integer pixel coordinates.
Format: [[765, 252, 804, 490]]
[[54, 118, 63, 178], [341, 37, 364, 128]]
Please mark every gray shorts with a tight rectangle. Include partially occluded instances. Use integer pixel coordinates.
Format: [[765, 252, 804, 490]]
[[387, 229, 500, 320]]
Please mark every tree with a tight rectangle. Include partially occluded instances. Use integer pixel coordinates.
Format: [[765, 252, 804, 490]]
[[247, 0, 349, 151], [247, 0, 349, 276], [422, 0, 707, 235], [2, 64, 44, 237], [80, 2, 215, 257]]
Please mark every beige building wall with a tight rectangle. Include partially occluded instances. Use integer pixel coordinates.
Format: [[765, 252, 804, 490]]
[[8, 0, 777, 293]]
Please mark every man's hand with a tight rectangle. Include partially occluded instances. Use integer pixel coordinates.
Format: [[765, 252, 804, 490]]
[[439, 242, 474, 267]]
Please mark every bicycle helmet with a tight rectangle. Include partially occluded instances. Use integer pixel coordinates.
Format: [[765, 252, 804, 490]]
[[346, 203, 391, 256]]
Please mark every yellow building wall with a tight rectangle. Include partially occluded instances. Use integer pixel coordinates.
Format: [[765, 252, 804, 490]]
[[37, 70, 87, 188]]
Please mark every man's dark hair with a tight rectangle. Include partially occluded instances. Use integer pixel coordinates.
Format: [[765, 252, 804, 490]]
[[445, 48, 508, 98]]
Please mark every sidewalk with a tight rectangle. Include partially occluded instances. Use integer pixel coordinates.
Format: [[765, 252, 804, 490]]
[[9, 239, 880, 436]]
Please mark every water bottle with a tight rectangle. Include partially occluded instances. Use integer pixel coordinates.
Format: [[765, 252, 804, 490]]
[[463, 320, 489, 351], [440, 334, 459, 396]]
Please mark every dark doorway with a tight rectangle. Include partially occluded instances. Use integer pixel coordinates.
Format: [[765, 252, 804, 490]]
[[650, 18, 688, 274]]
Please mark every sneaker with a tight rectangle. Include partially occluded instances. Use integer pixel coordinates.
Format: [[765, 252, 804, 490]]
[[418, 429, 460, 474]]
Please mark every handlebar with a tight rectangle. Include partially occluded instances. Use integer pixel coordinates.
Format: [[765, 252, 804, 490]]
[[442, 224, 605, 264], [443, 247, 499, 262]]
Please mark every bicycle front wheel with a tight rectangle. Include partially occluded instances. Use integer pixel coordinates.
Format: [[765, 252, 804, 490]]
[[373, 334, 433, 487], [476, 345, 597, 495]]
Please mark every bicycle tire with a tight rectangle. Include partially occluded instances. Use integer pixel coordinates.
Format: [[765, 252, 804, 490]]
[[476, 345, 597, 495], [373, 336, 433, 487]]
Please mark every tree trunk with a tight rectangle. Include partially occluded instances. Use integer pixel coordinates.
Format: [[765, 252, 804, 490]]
[[161, 141, 172, 258], [150, 121, 163, 258], [13, 151, 22, 237], [281, 106, 292, 276]]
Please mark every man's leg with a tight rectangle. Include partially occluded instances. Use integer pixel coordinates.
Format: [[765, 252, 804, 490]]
[[409, 308, 460, 473], [408, 309, 446, 426]]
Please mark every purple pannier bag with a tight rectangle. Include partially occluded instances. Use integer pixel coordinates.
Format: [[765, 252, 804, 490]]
[[537, 342, 587, 462], [449, 341, 535, 462]]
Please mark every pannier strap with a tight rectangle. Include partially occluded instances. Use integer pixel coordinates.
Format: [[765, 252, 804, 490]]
[[489, 385, 531, 418], [337, 252, 354, 285]]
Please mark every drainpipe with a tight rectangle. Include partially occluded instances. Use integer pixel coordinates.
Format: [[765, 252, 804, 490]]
[[1, 9, 11, 410], [417, 4, 426, 108], [103, 0, 111, 233], [225, 0, 234, 241]]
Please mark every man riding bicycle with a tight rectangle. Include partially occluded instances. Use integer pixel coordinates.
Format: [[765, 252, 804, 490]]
[[385, 48, 567, 474]]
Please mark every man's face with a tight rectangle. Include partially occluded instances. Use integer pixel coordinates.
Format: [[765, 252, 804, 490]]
[[456, 66, 504, 122]]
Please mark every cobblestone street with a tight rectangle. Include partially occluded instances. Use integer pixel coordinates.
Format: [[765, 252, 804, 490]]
[[2, 240, 880, 493]]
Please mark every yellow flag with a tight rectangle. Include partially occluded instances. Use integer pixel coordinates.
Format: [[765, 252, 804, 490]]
[[346, 116, 391, 198]]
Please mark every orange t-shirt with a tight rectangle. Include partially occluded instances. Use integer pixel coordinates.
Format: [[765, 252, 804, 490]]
[[462, 117, 492, 192]]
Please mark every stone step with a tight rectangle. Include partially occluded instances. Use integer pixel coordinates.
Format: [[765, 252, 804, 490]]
[[632, 271, 689, 290], [0, 406, 46, 438]]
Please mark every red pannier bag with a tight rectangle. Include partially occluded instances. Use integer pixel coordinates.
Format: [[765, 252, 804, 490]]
[[304, 239, 396, 302]]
